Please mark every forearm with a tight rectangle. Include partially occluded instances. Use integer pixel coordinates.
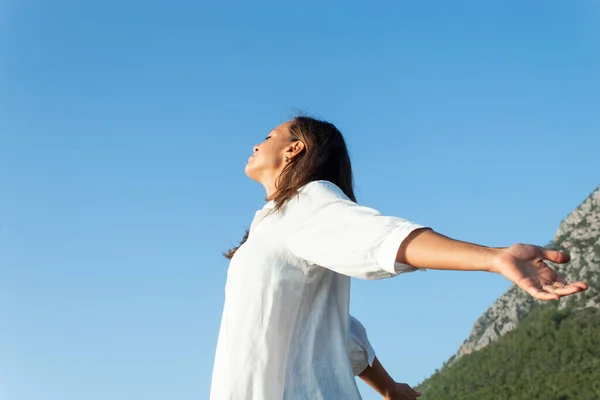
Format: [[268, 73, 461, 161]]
[[396, 228, 501, 272], [358, 357, 396, 398]]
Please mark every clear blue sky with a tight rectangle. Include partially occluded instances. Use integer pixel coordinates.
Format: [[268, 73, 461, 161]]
[[1, 1, 599, 399]]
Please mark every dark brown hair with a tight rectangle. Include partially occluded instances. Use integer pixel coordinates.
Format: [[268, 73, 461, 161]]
[[224, 116, 356, 259]]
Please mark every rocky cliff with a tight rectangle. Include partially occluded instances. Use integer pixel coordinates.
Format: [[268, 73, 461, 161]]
[[449, 185, 600, 363]]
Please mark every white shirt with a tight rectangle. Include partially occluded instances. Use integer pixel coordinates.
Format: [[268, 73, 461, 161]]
[[348, 315, 376, 376], [210, 180, 425, 399]]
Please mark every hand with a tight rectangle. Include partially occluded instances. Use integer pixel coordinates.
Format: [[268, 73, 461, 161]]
[[383, 382, 421, 400], [493, 244, 588, 301]]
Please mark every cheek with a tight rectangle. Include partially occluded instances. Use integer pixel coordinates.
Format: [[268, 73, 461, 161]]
[[245, 153, 273, 175], [246, 146, 285, 176], [258, 150, 282, 167]]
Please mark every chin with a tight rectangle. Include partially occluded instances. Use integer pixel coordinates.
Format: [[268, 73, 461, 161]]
[[244, 164, 259, 181]]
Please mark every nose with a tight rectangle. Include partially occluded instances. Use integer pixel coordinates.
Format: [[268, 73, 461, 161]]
[[253, 144, 259, 153]]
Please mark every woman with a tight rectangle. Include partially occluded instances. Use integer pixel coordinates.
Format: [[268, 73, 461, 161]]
[[211, 116, 587, 399]]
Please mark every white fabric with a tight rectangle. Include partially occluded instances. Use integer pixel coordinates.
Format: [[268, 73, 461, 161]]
[[210, 180, 426, 400], [348, 315, 376, 375]]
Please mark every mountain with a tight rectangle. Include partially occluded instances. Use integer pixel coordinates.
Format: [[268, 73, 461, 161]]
[[450, 185, 600, 363], [416, 185, 600, 399], [416, 304, 600, 400]]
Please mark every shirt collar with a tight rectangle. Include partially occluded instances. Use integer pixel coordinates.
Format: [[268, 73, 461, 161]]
[[250, 200, 275, 232]]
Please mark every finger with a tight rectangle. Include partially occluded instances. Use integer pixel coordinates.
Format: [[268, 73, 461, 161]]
[[398, 383, 421, 399], [525, 284, 560, 301], [540, 249, 570, 264], [554, 276, 567, 285], [571, 281, 589, 290], [551, 275, 589, 290], [407, 385, 422, 397], [542, 284, 584, 296], [518, 279, 559, 300]]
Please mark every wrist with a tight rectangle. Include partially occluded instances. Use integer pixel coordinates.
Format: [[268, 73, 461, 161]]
[[486, 247, 505, 274], [381, 385, 395, 399]]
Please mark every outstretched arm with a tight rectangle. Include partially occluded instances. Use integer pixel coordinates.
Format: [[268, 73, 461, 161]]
[[287, 181, 587, 300], [396, 229, 588, 301]]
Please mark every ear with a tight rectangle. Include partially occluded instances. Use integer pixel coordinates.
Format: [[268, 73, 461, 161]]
[[285, 140, 305, 161]]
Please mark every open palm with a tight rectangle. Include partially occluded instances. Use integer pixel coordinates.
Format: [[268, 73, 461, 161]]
[[494, 244, 588, 301]]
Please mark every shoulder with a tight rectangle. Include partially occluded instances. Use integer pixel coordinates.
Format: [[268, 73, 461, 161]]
[[281, 180, 353, 219], [297, 180, 349, 202]]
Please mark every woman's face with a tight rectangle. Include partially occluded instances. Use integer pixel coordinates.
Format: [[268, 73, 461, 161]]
[[245, 121, 293, 183]]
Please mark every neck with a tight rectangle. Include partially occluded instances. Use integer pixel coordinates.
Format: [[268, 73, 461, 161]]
[[261, 178, 277, 200], [259, 170, 283, 200]]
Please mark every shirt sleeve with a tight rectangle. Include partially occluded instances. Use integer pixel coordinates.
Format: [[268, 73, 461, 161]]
[[286, 180, 428, 279], [348, 315, 376, 375]]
